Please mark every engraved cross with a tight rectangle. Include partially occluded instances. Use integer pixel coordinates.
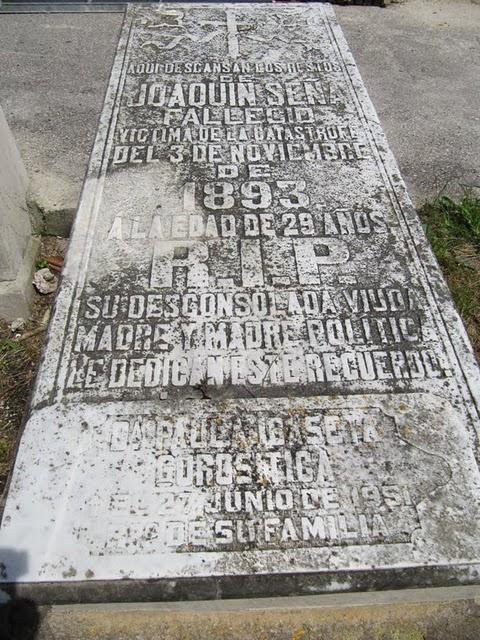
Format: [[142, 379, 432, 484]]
[[203, 10, 256, 59]]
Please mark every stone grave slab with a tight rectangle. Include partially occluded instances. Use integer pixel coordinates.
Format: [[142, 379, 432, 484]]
[[1, 3, 480, 603]]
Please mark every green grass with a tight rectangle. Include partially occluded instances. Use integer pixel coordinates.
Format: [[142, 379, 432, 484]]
[[0, 338, 22, 354], [36, 257, 49, 270], [419, 191, 480, 353], [0, 440, 11, 463], [420, 193, 480, 263]]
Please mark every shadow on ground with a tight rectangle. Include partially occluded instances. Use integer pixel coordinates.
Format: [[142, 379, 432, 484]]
[[0, 549, 39, 640]]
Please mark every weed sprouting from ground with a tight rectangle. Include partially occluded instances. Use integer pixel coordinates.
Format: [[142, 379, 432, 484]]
[[419, 191, 480, 356], [421, 193, 480, 260], [0, 339, 23, 358]]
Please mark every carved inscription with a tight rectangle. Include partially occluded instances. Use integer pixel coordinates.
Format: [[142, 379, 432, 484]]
[[64, 6, 452, 403], [56, 5, 473, 557], [2, 5, 480, 588], [97, 404, 449, 554]]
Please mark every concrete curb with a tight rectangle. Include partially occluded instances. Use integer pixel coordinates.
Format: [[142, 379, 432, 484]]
[[36, 587, 480, 639]]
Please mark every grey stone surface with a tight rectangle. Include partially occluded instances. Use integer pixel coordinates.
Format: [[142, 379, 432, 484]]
[[0, 12, 123, 235], [1, 3, 480, 603], [0, 105, 39, 321], [0, 1, 479, 238], [336, 0, 480, 203]]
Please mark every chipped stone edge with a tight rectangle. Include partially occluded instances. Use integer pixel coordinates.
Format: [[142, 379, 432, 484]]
[[40, 584, 480, 612], [1, 563, 480, 605]]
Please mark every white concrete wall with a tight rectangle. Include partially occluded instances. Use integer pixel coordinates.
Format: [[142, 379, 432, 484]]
[[0, 105, 30, 281], [0, 105, 38, 320]]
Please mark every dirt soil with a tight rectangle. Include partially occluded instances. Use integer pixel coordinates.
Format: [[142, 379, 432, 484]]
[[0, 237, 67, 500]]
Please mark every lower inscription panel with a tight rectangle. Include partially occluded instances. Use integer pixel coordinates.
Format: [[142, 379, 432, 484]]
[[1, 394, 479, 586]]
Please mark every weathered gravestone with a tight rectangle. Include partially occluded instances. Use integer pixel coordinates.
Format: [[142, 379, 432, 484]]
[[1, 3, 480, 603]]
